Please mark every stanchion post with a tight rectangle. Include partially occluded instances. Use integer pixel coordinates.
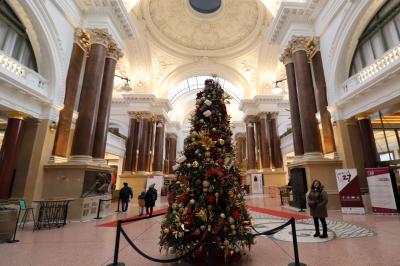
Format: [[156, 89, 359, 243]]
[[115, 197, 120, 212], [7, 208, 20, 243], [288, 218, 306, 266], [107, 220, 125, 266], [94, 199, 102, 220]]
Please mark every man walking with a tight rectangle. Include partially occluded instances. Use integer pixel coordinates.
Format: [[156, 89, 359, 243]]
[[119, 182, 133, 212]]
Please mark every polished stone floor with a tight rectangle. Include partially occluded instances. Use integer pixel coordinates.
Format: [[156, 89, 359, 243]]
[[1, 194, 399, 266]]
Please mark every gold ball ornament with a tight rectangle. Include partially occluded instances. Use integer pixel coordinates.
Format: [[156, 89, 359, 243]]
[[178, 231, 184, 238], [163, 228, 169, 234], [218, 139, 225, 145], [205, 151, 211, 157], [186, 163, 192, 168], [202, 180, 210, 187], [192, 161, 199, 168], [172, 203, 178, 210]]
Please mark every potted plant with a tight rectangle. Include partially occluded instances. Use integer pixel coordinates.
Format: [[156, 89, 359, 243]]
[[0, 205, 18, 242]]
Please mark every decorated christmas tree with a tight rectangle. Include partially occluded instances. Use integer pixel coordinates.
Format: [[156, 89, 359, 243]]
[[159, 78, 254, 262]]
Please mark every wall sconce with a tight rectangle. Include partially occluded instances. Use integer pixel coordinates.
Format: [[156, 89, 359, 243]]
[[49, 121, 57, 132], [115, 74, 132, 92], [272, 78, 287, 95]]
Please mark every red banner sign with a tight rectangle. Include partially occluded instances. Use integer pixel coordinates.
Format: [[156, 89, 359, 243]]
[[366, 167, 398, 213]]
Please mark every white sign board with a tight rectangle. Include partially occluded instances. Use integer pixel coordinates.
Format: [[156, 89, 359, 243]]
[[146, 176, 164, 196], [251, 173, 263, 194], [366, 168, 397, 213]]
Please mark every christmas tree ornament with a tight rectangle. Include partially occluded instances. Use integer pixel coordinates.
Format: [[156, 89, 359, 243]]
[[203, 110, 212, 117], [190, 199, 195, 205], [186, 163, 192, 168], [192, 160, 199, 168], [205, 151, 211, 157], [220, 213, 226, 219], [204, 99, 212, 106], [202, 180, 210, 187], [176, 155, 187, 163], [212, 127, 217, 131], [218, 139, 225, 145], [172, 164, 180, 171]]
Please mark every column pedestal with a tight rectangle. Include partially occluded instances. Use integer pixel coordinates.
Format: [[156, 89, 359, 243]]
[[288, 158, 342, 210], [43, 163, 112, 220]]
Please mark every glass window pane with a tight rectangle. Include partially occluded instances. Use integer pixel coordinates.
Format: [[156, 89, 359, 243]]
[[0, 20, 8, 49], [371, 32, 385, 58], [383, 21, 400, 49], [361, 41, 375, 66]]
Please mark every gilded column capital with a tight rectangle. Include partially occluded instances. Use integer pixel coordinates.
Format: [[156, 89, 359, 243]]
[[244, 115, 257, 124], [166, 133, 177, 139], [153, 115, 165, 123], [107, 41, 123, 61], [268, 112, 279, 120], [307, 37, 320, 60], [129, 111, 152, 119], [1, 110, 29, 119], [290, 36, 310, 53], [257, 112, 268, 120], [279, 48, 293, 65], [235, 132, 246, 139], [88, 28, 111, 47], [74, 28, 90, 53]]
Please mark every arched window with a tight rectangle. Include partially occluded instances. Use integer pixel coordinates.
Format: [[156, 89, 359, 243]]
[[349, 0, 400, 77], [0, 0, 37, 71], [169, 76, 241, 104]]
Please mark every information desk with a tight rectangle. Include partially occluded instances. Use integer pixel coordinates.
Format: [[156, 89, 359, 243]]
[[33, 198, 75, 230]]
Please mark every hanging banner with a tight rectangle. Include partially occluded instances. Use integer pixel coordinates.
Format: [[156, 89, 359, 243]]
[[146, 176, 164, 196], [366, 167, 398, 213], [251, 173, 263, 194], [335, 169, 365, 214]]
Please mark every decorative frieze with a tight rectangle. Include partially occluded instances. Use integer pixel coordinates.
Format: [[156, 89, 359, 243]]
[[289, 36, 309, 53]]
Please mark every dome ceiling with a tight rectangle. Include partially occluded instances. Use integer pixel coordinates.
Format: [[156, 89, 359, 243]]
[[143, 0, 265, 54]]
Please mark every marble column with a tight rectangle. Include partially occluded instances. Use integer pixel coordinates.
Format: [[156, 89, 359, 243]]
[[123, 117, 138, 172], [164, 137, 170, 174], [280, 48, 304, 157], [235, 133, 245, 166], [137, 113, 151, 172], [245, 116, 257, 170], [357, 116, 378, 168], [309, 38, 336, 154], [152, 117, 165, 174], [167, 134, 177, 174], [53, 28, 89, 157], [92, 41, 122, 161], [130, 115, 141, 172], [269, 113, 283, 169], [147, 119, 155, 172], [71, 29, 110, 160], [255, 120, 262, 169], [0, 113, 24, 198], [291, 36, 322, 158], [258, 113, 271, 169]]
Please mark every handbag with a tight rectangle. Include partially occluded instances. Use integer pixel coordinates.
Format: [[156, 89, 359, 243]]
[[308, 200, 317, 208]]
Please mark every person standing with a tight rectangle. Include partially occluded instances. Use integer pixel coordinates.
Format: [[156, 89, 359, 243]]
[[119, 182, 133, 212], [138, 191, 146, 216], [307, 179, 328, 238], [145, 184, 157, 217]]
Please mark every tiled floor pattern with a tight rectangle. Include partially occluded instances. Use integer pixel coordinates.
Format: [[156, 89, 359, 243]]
[[0, 195, 400, 266]]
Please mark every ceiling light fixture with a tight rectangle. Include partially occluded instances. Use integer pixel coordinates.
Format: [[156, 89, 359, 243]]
[[272, 78, 287, 95], [115, 74, 132, 92]]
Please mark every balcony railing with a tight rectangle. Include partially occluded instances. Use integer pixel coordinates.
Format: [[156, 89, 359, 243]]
[[341, 43, 400, 95], [0, 50, 48, 97]]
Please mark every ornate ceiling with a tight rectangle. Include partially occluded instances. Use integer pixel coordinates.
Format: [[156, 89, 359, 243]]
[[145, 0, 262, 52]]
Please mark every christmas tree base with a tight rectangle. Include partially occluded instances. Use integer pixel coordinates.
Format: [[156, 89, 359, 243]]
[[186, 247, 242, 264]]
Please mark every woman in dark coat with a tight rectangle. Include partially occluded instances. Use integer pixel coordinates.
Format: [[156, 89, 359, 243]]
[[145, 184, 157, 217], [307, 179, 328, 238]]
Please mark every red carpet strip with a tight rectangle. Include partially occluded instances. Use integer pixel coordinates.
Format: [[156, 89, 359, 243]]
[[247, 205, 311, 220], [97, 206, 310, 228], [96, 208, 168, 227]]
